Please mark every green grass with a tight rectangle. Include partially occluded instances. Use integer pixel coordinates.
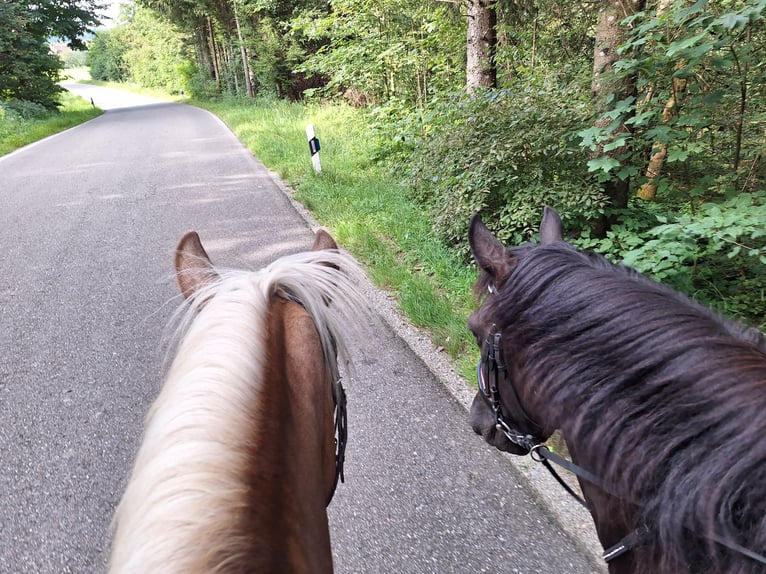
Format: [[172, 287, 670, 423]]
[[194, 96, 481, 380], [78, 79, 183, 102], [0, 91, 103, 156]]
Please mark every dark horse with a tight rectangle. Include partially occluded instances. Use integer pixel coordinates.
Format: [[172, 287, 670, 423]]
[[109, 229, 370, 573], [468, 207, 766, 574]]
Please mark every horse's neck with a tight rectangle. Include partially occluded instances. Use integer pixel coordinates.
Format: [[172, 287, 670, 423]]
[[565, 441, 637, 574], [110, 295, 336, 574], [244, 297, 335, 573]]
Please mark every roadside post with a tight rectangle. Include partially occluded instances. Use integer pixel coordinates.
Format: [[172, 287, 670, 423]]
[[306, 124, 322, 174]]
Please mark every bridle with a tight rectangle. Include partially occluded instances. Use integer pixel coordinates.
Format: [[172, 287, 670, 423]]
[[477, 284, 766, 567], [477, 332, 541, 454], [327, 372, 347, 506], [278, 287, 347, 507], [477, 327, 593, 510]]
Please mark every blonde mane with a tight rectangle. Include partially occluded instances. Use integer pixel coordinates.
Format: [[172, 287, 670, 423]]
[[109, 249, 370, 573]]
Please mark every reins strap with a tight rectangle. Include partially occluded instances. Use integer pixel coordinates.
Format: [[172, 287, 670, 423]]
[[530, 445, 650, 564], [326, 378, 347, 506], [334, 379, 348, 485], [602, 526, 650, 563], [537, 457, 588, 508], [708, 532, 766, 567], [532, 445, 620, 501], [531, 445, 766, 567]]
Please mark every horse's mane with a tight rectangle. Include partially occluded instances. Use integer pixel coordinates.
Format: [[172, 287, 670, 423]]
[[109, 249, 370, 573], [486, 242, 766, 574]]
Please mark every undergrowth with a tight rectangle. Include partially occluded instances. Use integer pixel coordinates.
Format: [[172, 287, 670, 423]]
[[0, 91, 102, 156]]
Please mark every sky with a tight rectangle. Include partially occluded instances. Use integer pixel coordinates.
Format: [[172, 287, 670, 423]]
[[98, 0, 124, 27]]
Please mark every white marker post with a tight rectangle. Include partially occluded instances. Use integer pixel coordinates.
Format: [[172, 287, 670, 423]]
[[306, 124, 322, 174]]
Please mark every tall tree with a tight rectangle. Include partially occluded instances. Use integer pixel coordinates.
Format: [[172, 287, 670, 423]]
[[466, 0, 497, 91], [0, 0, 103, 108], [588, 0, 646, 232]]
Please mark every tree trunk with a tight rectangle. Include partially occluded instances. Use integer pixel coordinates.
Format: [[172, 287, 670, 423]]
[[232, 0, 254, 98], [207, 17, 221, 85], [590, 0, 645, 234], [637, 0, 685, 201], [466, 0, 497, 92], [637, 74, 686, 200]]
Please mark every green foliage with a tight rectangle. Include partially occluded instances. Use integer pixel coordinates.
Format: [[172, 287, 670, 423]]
[[0, 0, 101, 109], [403, 85, 607, 255], [87, 28, 129, 82], [242, 13, 296, 98], [0, 99, 50, 121], [61, 50, 88, 69], [177, 60, 218, 98], [123, 7, 192, 93], [0, 2, 62, 109], [292, 0, 465, 105], [581, 0, 766, 199], [577, 193, 766, 329], [0, 91, 102, 157], [494, 0, 597, 86], [88, 5, 194, 93]]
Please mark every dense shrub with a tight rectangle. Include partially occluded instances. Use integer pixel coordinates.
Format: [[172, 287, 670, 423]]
[[177, 61, 218, 99], [577, 192, 766, 329], [402, 84, 607, 256], [1, 99, 49, 120], [87, 28, 128, 82]]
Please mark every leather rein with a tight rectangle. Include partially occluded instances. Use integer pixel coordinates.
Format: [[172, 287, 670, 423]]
[[478, 298, 766, 567]]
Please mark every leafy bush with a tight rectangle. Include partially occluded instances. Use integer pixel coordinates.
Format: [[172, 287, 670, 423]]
[[177, 61, 218, 99], [579, 0, 766, 201], [1, 99, 49, 120], [577, 192, 766, 329], [87, 28, 129, 82], [402, 84, 607, 255], [61, 50, 87, 68]]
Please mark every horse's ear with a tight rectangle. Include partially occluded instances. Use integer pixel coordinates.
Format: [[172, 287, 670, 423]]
[[175, 231, 219, 300], [311, 228, 338, 252], [539, 206, 563, 244], [468, 214, 515, 288]]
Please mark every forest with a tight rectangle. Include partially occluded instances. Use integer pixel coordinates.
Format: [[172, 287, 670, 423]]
[[5, 0, 765, 328]]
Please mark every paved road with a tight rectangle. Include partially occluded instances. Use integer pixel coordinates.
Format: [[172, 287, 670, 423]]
[[0, 84, 600, 573]]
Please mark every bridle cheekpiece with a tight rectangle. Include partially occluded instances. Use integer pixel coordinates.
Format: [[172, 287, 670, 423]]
[[477, 331, 539, 454]]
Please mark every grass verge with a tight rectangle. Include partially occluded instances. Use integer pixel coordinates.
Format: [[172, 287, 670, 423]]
[[77, 79, 182, 102], [194, 96, 481, 381], [0, 91, 103, 157]]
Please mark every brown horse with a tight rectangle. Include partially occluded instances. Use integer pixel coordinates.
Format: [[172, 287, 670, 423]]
[[468, 207, 766, 574], [109, 229, 370, 573]]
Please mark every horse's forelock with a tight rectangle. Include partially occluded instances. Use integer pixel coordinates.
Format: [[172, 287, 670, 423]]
[[472, 268, 493, 298], [261, 249, 373, 385]]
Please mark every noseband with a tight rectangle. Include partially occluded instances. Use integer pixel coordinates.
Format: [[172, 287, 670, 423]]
[[477, 329, 591, 510], [477, 332, 540, 454]]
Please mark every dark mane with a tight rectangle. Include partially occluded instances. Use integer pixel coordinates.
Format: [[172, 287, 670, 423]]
[[487, 242, 766, 574]]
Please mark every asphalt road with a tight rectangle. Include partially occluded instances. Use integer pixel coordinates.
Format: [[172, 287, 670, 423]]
[[0, 84, 600, 573]]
